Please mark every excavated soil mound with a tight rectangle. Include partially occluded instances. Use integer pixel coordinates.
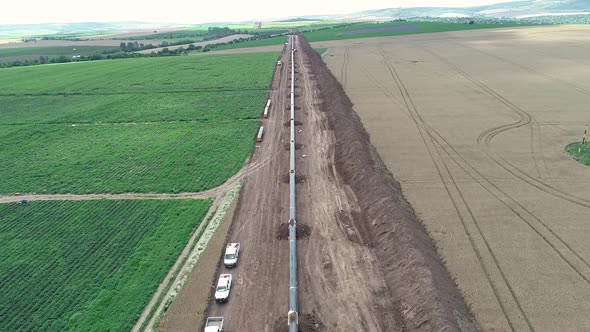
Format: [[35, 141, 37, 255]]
[[299, 36, 477, 331], [284, 143, 303, 151], [281, 174, 307, 184], [276, 222, 311, 240], [284, 120, 303, 127], [273, 312, 326, 332]]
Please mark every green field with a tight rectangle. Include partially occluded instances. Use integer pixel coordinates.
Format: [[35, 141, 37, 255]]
[[0, 52, 278, 194], [0, 199, 211, 332], [0, 46, 118, 63], [303, 21, 520, 42], [0, 46, 116, 58], [566, 142, 590, 166]]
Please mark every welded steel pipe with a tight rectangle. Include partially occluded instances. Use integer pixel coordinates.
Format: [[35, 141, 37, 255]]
[[287, 33, 299, 332]]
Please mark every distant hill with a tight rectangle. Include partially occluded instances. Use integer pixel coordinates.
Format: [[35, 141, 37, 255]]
[[0, 22, 184, 39], [316, 0, 590, 20], [274, 17, 318, 23], [3, 1, 589, 40]]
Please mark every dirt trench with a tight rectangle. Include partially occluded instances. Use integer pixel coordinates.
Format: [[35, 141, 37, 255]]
[[298, 36, 478, 331]]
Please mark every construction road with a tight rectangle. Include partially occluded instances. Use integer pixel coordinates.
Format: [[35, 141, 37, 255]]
[[198, 35, 405, 331]]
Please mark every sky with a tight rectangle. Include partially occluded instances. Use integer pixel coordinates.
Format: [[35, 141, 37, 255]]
[[1, 0, 519, 25]]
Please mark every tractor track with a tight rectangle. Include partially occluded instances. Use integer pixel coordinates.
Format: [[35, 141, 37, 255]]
[[376, 46, 590, 284], [369, 45, 590, 330], [377, 46, 526, 331], [339, 47, 350, 90], [0, 160, 267, 203], [421, 47, 590, 209]]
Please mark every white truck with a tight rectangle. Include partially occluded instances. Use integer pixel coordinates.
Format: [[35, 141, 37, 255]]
[[214, 274, 232, 303], [223, 243, 240, 268], [204, 317, 224, 332]]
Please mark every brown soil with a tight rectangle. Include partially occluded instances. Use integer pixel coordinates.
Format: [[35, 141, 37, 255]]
[[276, 222, 311, 240], [273, 312, 326, 332], [281, 174, 307, 184], [283, 143, 303, 151], [284, 120, 303, 126], [299, 36, 477, 331]]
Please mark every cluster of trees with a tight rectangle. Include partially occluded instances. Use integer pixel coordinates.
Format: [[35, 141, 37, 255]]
[[119, 39, 205, 52], [1, 27, 291, 68], [0, 54, 106, 68]]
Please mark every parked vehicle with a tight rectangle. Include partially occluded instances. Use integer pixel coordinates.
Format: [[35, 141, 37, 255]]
[[204, 317, 224, 332], [214, 274, 232, 303], [256, 126, 264, 143], [224, 243, 240, 268]]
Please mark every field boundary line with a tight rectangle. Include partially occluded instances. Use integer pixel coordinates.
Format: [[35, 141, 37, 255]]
[[0, 88, 270, 97], [135, 182, 242, 332], [0, 158, 266, 203]]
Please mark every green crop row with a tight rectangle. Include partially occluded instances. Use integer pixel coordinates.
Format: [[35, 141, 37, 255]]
[[0, 90, 267, 124], [0, 46, 118, 60], [0, 199, 211, 332], [0, 121, 259, 194], [0, 52, 278, 194], [0, 52, 278, 95]]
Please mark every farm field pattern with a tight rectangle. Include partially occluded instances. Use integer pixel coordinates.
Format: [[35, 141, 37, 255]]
[[322, 25, 590, 330], [213, 21, 525, 51], [0, 199, 211, 332], [0, 53, 278, 194], [0, 46, 118, 63]]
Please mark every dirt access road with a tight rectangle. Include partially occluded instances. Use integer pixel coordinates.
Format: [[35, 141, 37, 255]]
[[322, 25, 590, 331], [161, 34, 475, 331]]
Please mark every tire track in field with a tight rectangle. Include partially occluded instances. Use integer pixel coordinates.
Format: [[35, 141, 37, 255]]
[[340, 47, 350, 89], [373, 47, 590, 285], [370, 47, 590, 330], [380, 48, 590, 282], [422, 47, 590, 209], [376, 46, 527, 332], [452, 41, 590, 97]]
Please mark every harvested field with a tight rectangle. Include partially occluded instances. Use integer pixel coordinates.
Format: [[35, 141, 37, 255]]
[[136, 34, 251, 54], [322, 25, 590, 330]]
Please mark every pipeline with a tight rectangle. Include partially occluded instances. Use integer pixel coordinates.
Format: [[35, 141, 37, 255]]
[[287, 33, 299, 332]]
